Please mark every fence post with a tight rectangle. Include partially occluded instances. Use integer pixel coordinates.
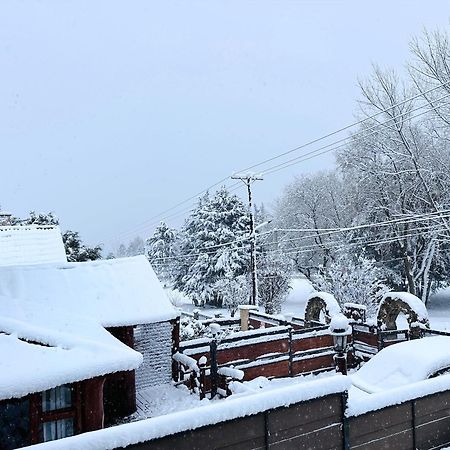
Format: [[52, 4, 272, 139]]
[[342, 391, 350, 450], [210, 338, 218, 398], [411, 399, 417, 449], [239, 305, 257, 331], [263, 409, 270, 450], [198, 357, 206, 400], [288, 327, 293, 377]]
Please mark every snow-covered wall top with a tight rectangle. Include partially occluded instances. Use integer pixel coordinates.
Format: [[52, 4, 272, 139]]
[[0, 225, 67, 266], [0, 255, 178, 326], [23, 375, 350, 450], [0, 297, 142, 400]]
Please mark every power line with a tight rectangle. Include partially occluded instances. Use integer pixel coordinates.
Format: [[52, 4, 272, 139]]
[[261, 96, 450, 176], [148, 210, 450, 263], [237, 80, 450, 174], [109, 80, 450, 245]]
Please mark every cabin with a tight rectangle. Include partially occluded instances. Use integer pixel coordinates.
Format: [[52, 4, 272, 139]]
[[0, 224, 179, 448]]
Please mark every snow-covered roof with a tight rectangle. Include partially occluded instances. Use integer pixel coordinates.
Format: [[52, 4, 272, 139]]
[[0, 297, 143, 400], [0, 255, 178, 327], [351, 336, 450, 394], [0, 225, 67, 266]]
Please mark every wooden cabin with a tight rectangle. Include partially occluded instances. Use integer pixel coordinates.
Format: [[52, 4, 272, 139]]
[[0, 225, 179, 448]]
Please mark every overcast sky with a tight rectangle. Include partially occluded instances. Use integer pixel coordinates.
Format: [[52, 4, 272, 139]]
[[1, 1, 449, 251]]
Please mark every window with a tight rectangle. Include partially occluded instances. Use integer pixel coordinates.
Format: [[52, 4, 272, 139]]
[[42, 385, 72, 412], [39, 385, 76, 442], [41, 418, 74, 442]]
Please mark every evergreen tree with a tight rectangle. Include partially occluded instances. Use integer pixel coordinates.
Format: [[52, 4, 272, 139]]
[[63, 230, 102, 262], [175, 187, 251, 306], [146, 222, 178, 282], [127, 236, 145, 256]]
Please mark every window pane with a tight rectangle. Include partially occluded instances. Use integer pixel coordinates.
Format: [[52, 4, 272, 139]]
[[42, 418, 74, 442], [42, 385, 72, 412], [0, 399, 30, 449]]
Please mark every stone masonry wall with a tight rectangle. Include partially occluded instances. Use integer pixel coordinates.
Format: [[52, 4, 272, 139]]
[[134, 321, 173, 391]]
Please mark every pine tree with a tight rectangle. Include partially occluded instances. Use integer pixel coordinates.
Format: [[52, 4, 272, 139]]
[[175, 187, 251, 306], [146, 222, 178, 282], [62, 230, 102, 262]]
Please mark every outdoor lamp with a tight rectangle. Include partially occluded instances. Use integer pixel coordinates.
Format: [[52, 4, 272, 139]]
[[329, 314, 352, 375]]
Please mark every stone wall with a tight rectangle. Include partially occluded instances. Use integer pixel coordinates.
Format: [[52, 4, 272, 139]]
[[134, 321, 173, 391]]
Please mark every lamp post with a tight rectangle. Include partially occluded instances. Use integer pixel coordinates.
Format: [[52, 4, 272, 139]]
[[209, 323, 221, 398], [329, 314, 351, 375]]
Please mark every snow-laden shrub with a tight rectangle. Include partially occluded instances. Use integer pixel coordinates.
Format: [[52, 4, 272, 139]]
[[180, 316, 206, 341]]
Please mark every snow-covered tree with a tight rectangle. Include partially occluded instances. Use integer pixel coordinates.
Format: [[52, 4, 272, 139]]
[[312, 251, 390, 318], [175, 187, 251, 306], [146, 222, 178, 283], [127, 236, 145, 256], [22, 211, 59, 225], [257, 251, 293, 314], [63, 230, 102, 262], [273, 171, 350, 277], [215, 275, 249, 317]]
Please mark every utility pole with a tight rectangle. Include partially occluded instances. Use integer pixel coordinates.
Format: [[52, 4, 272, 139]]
[[231, 173, 263, 306]]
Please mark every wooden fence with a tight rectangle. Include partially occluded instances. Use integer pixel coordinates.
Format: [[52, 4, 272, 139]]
[[346, 389, 450, 449], [102, 383, 450, 450], [117, 392, 346, 450], [176, 324, 345, 397]]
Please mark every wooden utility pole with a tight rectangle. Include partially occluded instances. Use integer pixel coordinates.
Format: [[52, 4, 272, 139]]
[[231, 173, 263, 306]]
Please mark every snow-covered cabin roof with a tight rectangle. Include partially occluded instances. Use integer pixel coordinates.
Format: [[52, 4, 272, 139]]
[[0, 225, 67, 266], [0, 296, 142, 400], [0, 255, 178, 327]]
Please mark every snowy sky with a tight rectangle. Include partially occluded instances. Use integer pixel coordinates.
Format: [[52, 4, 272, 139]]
[[1, 1, 449, 251]]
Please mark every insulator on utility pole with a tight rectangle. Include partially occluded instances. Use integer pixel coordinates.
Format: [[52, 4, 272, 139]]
[[231, 173, 263, 306]]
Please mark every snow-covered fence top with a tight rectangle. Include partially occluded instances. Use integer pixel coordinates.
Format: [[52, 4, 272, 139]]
[[23, 376, 350, 450]]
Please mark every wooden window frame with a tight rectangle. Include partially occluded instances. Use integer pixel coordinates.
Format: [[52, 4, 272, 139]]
[[29, 383, 81, 444]]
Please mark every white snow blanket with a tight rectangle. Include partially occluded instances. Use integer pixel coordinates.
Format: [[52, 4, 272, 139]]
[[351, 336, 450, 394], [0, 255, 178, 327], [0, 297, 142, 400]]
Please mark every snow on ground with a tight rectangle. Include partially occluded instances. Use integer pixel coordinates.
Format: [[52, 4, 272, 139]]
[[427, 287, 450, 330], [172, 275, 315, 319], [228, 371, 336, 397], [136, 384, 209, 419]]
